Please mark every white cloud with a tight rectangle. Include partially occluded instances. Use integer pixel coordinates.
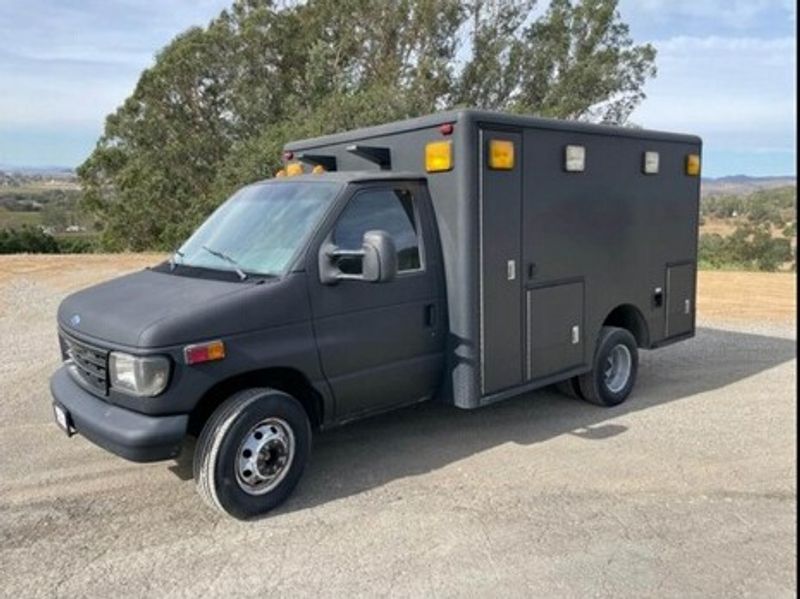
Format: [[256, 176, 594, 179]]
[[0, 1, 230, 128], [633, 34, 796, 159], [624, 0, 796, 29]]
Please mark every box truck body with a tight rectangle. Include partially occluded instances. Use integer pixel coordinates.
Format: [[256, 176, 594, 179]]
[[285, 109, 701, 409]]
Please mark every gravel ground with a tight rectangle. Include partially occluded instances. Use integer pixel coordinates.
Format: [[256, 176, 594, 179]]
[[0, 258, 796, 598]]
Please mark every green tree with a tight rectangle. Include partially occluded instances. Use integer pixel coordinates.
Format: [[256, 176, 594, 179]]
[[721, 223, 792, 272], [80, 0, 657, 250], [698, 233, 731, 269], [455, 0, 656, 122]]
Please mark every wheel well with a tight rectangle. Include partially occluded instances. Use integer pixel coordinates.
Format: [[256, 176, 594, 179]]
[[603, 304, 650, 348], [187, 367, 324, 437]]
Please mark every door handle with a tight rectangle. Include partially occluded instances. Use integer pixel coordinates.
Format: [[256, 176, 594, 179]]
[[528, 262, 538, 279], [425, 303, 437, 328]]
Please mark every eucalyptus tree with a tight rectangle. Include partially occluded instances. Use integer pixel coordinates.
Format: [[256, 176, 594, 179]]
[[80, 0, 656, 250]]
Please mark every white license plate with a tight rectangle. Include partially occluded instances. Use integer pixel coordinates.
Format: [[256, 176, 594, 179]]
[[53, 404, 73, 436]]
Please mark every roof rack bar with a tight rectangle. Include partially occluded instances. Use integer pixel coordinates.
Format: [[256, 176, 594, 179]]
[[346, 145, 391, 170]]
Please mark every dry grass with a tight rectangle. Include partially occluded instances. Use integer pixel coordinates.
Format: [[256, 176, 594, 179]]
[[0, 253, 163, 287], [0, 255, 795, 324], [697, 270, 796, 324], [700, 217, 792, 240], [699, 219, 739, 237]]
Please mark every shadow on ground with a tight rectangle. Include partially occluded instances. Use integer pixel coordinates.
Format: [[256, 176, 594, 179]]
[[170, 326, 796, 514]]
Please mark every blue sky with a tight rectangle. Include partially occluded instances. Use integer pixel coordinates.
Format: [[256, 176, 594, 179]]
[[0, 0, 796, 177]]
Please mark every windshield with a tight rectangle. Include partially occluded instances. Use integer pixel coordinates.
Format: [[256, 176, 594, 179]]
[[177, 181, 341, 277]]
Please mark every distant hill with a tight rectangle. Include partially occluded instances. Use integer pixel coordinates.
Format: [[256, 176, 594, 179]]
[[0, 166, 76, 185], [0, 164, 74, 174], [0, 168, 78, 189], [702, 175, 796, 197]]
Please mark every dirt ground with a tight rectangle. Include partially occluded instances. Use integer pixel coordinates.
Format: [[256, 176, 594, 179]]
[[0, 253, 163, 287], [0, 255, 796, 597], [697, 270, 796, 323]]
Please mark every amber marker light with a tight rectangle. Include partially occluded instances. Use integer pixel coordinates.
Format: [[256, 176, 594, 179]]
[[425, 140, 453, 172], [184, 340, 226, 365], [286, 162, 304, 176], [685, 154, 701, 176], [489, 139, 515, 170]]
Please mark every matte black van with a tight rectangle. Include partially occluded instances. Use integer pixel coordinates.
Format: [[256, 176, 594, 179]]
[[50, 110, 701, 518]]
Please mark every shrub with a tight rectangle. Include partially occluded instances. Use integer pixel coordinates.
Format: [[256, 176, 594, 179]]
[[56, 235, 96, 254], [0, 227, 95, 254], [0, 226, 60, 253], [699, 223, 794, 272]]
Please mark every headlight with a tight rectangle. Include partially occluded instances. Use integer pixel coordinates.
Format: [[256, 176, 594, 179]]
[[109, 352, 170, 397]]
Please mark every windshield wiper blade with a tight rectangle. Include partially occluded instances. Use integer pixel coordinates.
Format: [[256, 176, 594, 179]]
[[201, 244, 247, 280], [169, 248, 185, 271]]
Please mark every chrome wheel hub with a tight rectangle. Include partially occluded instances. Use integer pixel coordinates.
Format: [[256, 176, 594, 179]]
[[603, 344, 632, 394], [235, 418, 295, 495]]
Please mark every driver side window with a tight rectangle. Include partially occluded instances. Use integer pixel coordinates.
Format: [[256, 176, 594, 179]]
[[333, 187, 422, 275]]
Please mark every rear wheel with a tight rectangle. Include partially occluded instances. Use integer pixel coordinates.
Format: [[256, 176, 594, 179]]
[[194, 388, 311, 519], [577, 326, 638, 406]]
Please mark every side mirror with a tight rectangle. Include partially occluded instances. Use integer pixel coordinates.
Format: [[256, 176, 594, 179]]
[[361, 230, 397, 283], [319, 229, 397, 284]]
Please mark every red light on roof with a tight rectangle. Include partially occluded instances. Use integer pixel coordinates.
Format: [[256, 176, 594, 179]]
[[439, 123, 454, 136], [283, 151, 294, 161]]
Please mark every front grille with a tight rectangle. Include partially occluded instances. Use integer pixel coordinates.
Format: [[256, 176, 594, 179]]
[[60, 332, 109, 395]]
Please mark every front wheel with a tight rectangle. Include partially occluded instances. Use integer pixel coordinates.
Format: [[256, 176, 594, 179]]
[[193, 388, 311, 519], [577, 327, 638, 406]]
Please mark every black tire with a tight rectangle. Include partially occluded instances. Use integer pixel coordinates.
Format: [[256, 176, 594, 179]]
[[577, 326, 638, 407], [554, 377, 583, 400], [193, 388, 311, 519]]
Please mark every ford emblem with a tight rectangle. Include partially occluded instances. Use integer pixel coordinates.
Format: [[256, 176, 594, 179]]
[[70, 314, 81, 327]]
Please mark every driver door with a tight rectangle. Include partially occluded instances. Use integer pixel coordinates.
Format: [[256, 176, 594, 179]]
[[306, 181, 445, 420]]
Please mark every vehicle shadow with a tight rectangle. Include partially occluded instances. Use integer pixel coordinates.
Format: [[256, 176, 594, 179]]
[[172, 326, 796, 515]]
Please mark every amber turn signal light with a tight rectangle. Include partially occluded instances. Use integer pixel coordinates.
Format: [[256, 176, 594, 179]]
[[184, 340, 226, 365]]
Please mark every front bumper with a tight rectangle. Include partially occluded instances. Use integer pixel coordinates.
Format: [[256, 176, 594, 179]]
[[50, 366, 188, 462]]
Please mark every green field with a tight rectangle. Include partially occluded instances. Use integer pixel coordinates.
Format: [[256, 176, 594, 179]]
[[0, 176, 84, 233], [0, 209, 42, 229]]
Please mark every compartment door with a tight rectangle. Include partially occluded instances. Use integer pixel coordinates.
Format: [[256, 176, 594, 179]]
[[480, 129, 523, 394], [527, 281, 585, 380], [666, 263, 695, 337]]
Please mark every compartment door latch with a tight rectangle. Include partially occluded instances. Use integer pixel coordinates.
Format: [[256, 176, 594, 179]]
[[507, 260, 516, 281]]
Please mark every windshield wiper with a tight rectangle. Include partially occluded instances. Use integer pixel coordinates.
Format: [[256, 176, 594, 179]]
[[201, 244, 248, 281], [169, 248, 184, 271]]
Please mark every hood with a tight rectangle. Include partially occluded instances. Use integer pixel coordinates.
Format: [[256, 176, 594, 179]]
[[58, 268, 258, 347]]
